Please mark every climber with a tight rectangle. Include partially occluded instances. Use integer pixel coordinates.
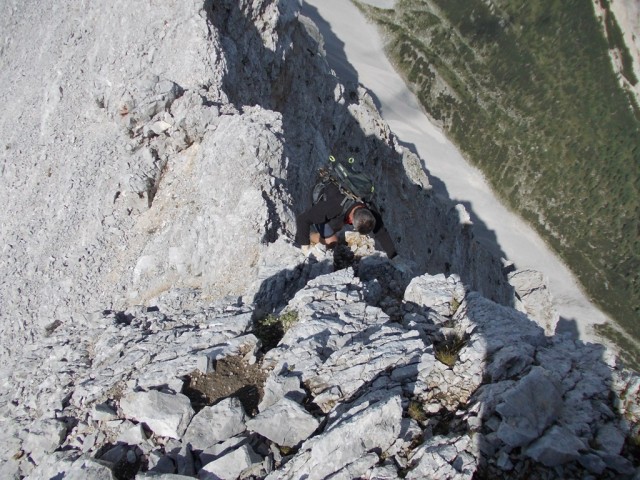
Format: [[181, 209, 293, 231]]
[[295, 182, 397, 258]]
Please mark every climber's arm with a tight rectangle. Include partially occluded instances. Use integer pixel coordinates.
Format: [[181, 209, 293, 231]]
[[295, 203, 329, 247]]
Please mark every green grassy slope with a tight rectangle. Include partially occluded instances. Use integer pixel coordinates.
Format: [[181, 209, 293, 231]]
[[358, 0, 640, 341]]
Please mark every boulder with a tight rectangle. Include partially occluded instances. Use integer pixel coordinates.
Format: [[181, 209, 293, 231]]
[[404, 273, 465, 317], [119, 391, 194, 440], [268, 394, 402, 479], [524, 425, 586, 466], [246, 397, 320, 447], [21, 418, 68, 464], [508, 269, 558, 333], [495, 367, 563, 448], [182, 397, 247, 451], [198, 444, 263, 480], [258, 374, 306, 411]]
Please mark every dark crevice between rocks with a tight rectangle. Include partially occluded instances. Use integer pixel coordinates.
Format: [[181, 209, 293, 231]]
[[145, 149, 168, 208], [251, 260, 333, 353], [332, 242, 355, 271], [95, 443, 145, 480], [261, 189, 282, 244], [44, 319, 63, 337], [300, 381, 327, 420], [254, 314, 288, 352], [114, 311, 134, 326]]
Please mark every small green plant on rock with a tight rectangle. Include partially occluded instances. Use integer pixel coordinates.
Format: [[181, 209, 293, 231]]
[[279, 310, 299, 330], [434, 332, 467, 367], [255, 310, 299, 351], [408, 400, 427, 423], [451, 297, 462, 315]]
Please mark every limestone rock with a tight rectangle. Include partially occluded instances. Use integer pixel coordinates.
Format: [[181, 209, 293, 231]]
[[116, 423, 147, 446], [119, 391, 194, 440], [137, 474, 194, 479], [92, 403, 118, 422], [21, 418, 68, 464], [199, 444, 263, 480], [268, 394, 402, 479], [199, 435, 249, 466], [201, 334, 261, 370], [246, 397, 320, 447], [508, 269, 558, 334], [595, 422, 626, 455], [0, 0, 638, 479], [307, 327, 425, 412], [524, 425, 586, 466], [258, 374, 307, 411], [29, 454, 116, 480], [407, 434, 477, 480], [404, 273, 465, 317], [495, 367, 563, 448], [182, 397, 247, 452]]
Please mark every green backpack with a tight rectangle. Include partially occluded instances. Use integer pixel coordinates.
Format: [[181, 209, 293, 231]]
[[313, 155, 376, 206]]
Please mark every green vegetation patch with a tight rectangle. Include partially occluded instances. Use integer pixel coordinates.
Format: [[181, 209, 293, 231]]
[[434, 332, 467, 367], [357, 0, 640, 343], [407, 399, 428, 423], [254, 310, 299, 351]]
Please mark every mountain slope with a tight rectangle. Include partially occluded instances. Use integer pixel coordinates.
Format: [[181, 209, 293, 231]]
[[357, 0, 640, 345]]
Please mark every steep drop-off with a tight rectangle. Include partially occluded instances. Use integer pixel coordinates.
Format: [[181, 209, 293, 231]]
[[358, 0, 640, 345]]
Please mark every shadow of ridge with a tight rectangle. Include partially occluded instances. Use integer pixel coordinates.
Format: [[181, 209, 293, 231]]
[[302, 6, 511, 304], [393, 136, 451, 198], [299, 0, 442, 195], [458, 200, 507, 262], [298, 0, 510, 275], [460, 294, 638, 479]]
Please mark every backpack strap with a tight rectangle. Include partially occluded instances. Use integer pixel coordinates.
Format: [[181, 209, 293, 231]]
[[327, 155, 375, 203], [312, 180, 328, 205], [340, 197, 357, 217], [314, 168, 363, 218]]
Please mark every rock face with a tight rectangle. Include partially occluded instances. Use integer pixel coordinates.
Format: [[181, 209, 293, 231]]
[[0, 0, 638, 479], [119, 391, 195, 440]]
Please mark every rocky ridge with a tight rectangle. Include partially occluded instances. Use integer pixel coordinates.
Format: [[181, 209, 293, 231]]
[[0, 0, 638, 479], [3, 251, 639, 479]]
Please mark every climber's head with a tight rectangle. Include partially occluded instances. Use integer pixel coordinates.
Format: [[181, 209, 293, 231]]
[[352, 207, 376, 235]]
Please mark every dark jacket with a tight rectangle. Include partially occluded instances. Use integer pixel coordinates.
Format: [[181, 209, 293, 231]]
[[295, 183, 397, 258]]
